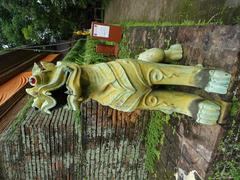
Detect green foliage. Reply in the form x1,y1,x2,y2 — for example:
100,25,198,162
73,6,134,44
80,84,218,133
50,0,90,10
145,111,170,173
210,96,240,179
0,0,99,47
1,19,25,45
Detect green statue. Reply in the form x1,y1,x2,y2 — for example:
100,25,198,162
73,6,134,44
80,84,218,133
26,44,231,125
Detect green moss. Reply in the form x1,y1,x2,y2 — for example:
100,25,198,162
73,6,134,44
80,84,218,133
210,96,240,179
230,96,240,117
145,111,170,173
118,28,131,58
74,110,81,125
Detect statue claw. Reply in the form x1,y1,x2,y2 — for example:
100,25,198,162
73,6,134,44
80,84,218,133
205,70,231,94
164,44,183,61
196,100,220,125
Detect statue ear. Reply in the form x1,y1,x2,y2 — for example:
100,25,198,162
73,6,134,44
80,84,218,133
40,61,56,70
32,63,41,75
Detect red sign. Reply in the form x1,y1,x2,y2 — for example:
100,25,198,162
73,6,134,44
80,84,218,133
91,22,123,43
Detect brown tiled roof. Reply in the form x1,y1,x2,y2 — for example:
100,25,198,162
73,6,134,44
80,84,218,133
0,52,62,131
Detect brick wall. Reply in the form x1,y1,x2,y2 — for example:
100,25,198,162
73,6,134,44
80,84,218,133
0,100,150,179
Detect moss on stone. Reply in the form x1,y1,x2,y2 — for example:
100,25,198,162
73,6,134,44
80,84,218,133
230,96,240,116
145,111,170,173
210,96,240,179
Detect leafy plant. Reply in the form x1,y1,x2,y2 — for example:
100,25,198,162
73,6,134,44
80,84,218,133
118,29,131,58
62,39,86,63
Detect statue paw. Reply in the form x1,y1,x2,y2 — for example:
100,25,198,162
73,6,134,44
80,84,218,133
205,70,231,94
164,44,183,61
196,100,220,125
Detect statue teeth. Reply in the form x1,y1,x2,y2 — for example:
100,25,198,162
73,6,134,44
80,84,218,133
65,90,71,95
45,92,52,96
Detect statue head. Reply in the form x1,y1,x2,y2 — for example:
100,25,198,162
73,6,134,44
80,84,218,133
26,61,82,114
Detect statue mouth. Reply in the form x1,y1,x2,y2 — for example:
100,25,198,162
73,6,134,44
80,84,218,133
26,74,71,113
51,85,69,109
27,76,79,114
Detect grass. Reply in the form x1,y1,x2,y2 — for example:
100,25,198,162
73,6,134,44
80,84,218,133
209,96,240,179
118,20,223,28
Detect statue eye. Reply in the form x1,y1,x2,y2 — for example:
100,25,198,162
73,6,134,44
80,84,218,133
29,76,37,86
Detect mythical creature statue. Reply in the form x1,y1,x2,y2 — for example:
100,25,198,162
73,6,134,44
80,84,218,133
26,44,231,125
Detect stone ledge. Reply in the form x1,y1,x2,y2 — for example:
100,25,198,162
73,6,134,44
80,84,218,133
125,25,240,178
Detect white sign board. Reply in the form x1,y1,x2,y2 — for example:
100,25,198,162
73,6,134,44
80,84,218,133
93,24,110,38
